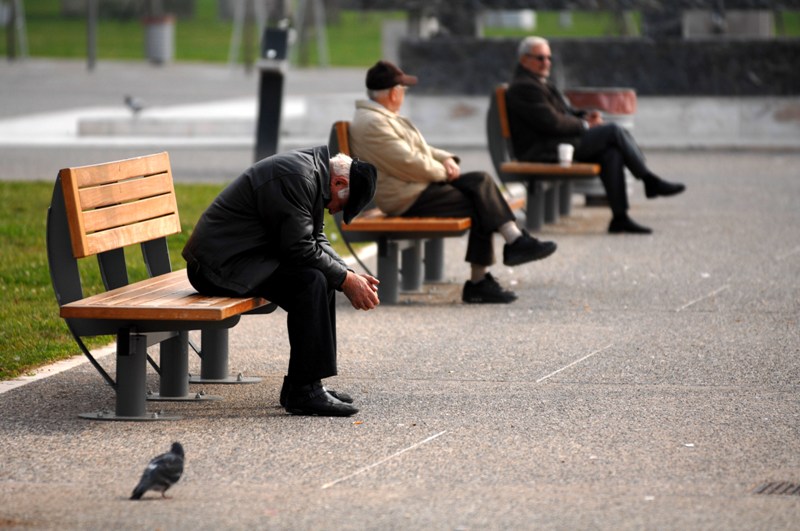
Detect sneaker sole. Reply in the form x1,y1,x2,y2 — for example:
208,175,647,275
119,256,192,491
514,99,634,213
503,243,557,266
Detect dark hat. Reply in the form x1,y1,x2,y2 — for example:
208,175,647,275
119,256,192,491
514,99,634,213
343,159,377,224
366,60,418,91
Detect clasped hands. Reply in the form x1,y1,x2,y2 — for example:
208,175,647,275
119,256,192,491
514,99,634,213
342,270,380,310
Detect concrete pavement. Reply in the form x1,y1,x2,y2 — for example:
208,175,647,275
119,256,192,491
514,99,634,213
1,59,799,529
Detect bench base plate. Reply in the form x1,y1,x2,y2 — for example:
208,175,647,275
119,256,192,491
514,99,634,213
189,374,262,384
78,410,181,421
145,391,223,402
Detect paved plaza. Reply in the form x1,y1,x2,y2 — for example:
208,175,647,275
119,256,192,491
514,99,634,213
0,59,798,529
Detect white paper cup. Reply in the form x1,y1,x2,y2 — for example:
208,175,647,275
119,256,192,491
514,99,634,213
558,143,574,166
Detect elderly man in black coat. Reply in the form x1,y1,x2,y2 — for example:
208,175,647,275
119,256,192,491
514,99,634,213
506,36,685,234
183,146,378,416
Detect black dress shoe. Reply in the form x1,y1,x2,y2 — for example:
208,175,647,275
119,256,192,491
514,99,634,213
503,230,557,266
285,381,359,417
280,376,353,407
462,273,517,304
644,176,686,198
608,216,653,234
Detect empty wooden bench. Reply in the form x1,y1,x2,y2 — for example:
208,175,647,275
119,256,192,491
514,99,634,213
47,152,276,420
329,121,524,304
487,84,602,231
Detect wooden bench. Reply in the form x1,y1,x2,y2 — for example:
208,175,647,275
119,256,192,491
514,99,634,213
47,152,276,420
328,121,524,304
487,84,602,231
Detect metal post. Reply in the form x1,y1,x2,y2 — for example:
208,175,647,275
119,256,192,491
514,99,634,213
87,0,97,71
377,239,399,305
189,329,261,384
424,239,445,282
115,332,148,418
400,241,423,292
157,331,189,398
254,27,288,161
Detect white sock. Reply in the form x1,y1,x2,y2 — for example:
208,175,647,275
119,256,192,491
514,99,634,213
499,221,523,244
470,265,489,283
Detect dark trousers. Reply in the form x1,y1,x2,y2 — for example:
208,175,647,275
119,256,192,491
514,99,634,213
188,264,337,384
401,171,516,266
574,123,653,217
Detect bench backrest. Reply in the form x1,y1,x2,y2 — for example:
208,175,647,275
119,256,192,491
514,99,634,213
486,84,518,183
47,152,181,311
329,120,351,157
59,152,181,259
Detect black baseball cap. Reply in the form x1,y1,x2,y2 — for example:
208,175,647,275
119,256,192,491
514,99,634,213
343,159,377,224
366,60,418,91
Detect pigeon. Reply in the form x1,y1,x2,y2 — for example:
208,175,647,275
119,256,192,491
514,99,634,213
124,94,146,116
130,442,184,500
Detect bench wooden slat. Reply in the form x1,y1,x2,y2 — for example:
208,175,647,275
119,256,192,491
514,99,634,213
78,172,173,210
83,215,182,257
60,270,268,322
66,152,173,188
501,161,600,176
82,193,178,233
342,215,471,233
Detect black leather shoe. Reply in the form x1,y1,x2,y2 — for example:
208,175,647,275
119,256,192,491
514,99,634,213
644,176,685,198
608,216,653,234
462,273,518,304
503,230,557,266
280,376,353,407
285,381,359,417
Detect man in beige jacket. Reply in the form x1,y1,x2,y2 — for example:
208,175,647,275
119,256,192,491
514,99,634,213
349,60,557,304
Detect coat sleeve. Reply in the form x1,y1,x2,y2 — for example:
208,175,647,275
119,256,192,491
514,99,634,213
353,115,451,184
259,176,348,289
507,82,585,137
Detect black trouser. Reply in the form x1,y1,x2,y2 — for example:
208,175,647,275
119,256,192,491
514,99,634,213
574,123,653,217
401,171,516,267
188,263,337,384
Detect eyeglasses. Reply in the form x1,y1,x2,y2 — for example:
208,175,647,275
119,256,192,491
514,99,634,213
526,53,552,62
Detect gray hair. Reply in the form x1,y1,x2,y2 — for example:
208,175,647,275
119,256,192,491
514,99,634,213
367,87,392,101
330,152,353,179
517,36,549,60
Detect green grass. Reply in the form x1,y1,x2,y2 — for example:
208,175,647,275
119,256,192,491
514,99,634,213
0,180,351,381
8,3,797,65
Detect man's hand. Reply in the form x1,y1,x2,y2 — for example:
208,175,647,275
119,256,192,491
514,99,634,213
586,110,603,127
341,271,380,310
443,157,461,181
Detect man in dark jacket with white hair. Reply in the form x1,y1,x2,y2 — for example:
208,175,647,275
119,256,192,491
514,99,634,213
507,36,685,234
183,146,378,416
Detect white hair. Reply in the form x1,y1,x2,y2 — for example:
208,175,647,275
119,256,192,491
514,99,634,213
517,36,549,60
330,152,353,180
367,87,392,101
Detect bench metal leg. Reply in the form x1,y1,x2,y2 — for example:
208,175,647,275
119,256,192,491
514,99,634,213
189,329,262,384
544,183,559,224
525,181,545,232
151,331,222,401
79,330,179,421
401,241,423,292
424,238,445,283
559,182,573,216
377,239,400,304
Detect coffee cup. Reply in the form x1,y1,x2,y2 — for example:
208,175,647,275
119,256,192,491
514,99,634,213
558,143,574,166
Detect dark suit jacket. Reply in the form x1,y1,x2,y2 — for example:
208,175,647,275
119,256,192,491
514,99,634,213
506,64,587,162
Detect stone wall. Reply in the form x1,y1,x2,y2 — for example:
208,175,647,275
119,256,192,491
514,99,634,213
399,37,800,96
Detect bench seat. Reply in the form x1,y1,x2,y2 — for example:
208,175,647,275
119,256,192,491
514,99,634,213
60,269,268,322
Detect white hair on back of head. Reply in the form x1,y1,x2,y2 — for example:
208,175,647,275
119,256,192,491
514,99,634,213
367,88,392,101
330,152,353,179
518,36,549,60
